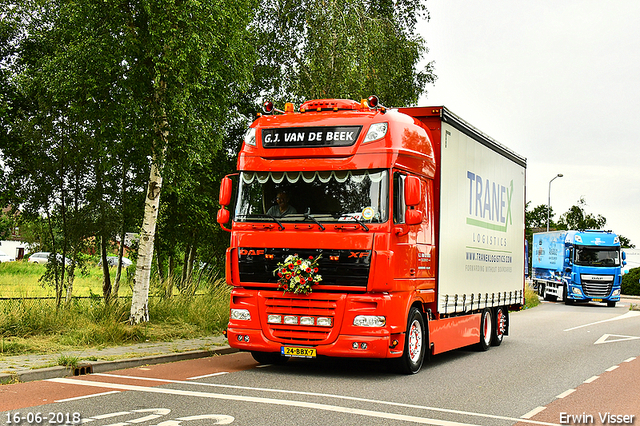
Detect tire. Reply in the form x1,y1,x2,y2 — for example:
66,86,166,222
543,287,557,302
476,308,492,351
251,351,289,365
563,285,574,305
393,307,426,374
491,307,507,347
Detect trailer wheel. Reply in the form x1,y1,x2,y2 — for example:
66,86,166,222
251,351,289,365
491,307,507,347
394,307,426,374
543,287,556,302
477,308,492,351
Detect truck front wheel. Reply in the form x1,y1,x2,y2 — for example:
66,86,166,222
393,307,426,374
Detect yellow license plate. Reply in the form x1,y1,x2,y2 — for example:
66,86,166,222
281,346,316,358
592,299,602,302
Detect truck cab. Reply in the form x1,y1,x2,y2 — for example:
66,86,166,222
533,230,625,307
218,98,526,373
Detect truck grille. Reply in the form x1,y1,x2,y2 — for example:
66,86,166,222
238,247,370,291
581,275,614,298
261,293,344,345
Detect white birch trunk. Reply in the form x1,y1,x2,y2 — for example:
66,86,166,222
130,81,169,325
129,156,164,324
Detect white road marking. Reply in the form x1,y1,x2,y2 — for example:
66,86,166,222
187,372,229,380
594,334,640,344
624,357,637,362
583,376,599,384
605,365,619,372
48,377,561,426
555,389,575,399
564,311,640,331
56,390,120,403
521,406,547,419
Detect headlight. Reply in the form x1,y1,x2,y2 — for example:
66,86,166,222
300,316,315,326
363,122,388,144
613,289,621,296
244,128,256,147
316,317,332,327
230,309,251,321
284,315,298,325
353,315,386,327
267,314,282,324
571,287,583,295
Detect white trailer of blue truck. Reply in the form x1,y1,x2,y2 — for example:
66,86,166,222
532,230,626,307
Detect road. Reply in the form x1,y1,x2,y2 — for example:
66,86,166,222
1,300,639,426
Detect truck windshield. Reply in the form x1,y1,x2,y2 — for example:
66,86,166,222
574,246,620,267
234,169,389,223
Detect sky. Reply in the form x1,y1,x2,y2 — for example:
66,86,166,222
416,0,640,247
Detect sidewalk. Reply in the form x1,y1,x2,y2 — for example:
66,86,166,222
0,334,236,384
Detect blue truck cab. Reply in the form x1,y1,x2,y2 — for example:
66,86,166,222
532,230,626,307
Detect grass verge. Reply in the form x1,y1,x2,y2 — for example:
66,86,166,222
0,275,230,357
524,282,540,310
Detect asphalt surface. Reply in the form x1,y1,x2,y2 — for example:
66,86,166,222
1,295,639,425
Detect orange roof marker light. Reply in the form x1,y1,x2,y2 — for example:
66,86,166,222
284,102,295,113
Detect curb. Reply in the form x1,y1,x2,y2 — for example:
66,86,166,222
0,345,238,385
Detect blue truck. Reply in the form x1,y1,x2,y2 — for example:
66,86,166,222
532,230,626,307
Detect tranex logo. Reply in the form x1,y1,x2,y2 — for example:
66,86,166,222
466,171,513,232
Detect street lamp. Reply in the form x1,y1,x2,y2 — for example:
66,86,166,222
547,173,563,231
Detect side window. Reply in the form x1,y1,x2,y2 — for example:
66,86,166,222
393,172,406,224
418,179,433,244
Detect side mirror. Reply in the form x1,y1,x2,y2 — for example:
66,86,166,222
622,251,627,261
405,209,423,226
404,176,422,207
217,208,230,225
219,177,233,207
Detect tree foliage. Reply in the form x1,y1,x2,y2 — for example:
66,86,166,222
1,0,256,315
252,0,435,106
557,197,606,231
1,0,435,321
621,267,640,296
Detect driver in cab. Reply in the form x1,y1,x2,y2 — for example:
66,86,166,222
267,191,297,217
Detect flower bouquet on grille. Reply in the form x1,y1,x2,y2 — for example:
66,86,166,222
274,254,323,295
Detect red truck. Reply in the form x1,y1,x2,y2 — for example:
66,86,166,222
217,97,526,373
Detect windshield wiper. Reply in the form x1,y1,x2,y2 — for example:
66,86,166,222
304,211,325,231
264,214,285,231
340,214,369,232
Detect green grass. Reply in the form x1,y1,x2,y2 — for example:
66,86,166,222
524,282,540,310
1,260,540,358
0,262,231,357
0,261,133,298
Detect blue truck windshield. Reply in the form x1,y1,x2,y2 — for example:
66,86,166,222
574,246,620,267
234,169,389,223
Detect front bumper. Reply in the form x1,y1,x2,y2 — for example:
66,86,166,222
227,326,402,359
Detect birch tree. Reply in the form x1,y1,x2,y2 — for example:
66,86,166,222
2,0,255,320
